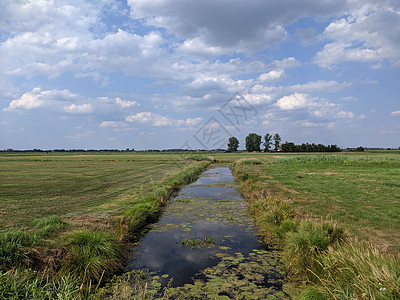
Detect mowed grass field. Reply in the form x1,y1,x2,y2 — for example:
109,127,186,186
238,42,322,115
2,150,399,249
215,151,400,250
0,152,204,230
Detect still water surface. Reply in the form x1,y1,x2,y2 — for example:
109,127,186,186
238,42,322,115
125,167,287,298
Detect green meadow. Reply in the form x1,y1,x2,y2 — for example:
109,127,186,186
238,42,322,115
215,151,400,250
0,152,206,230
1,150,400,298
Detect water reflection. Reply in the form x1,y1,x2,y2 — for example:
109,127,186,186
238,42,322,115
125,167,286,296
189,167,235,186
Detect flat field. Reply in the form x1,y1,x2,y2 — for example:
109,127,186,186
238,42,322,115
215,151,400,250
2,151,400,250
0,152,203,230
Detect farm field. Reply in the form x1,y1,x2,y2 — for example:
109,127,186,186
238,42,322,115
0,152,207,230
215,151,400,250
1,150,399,247
1,150,400,298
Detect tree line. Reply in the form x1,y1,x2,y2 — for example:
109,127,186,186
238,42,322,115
227,133,341,153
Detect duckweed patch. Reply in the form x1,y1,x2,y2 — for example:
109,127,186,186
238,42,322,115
169,251,288,299
124,167,287,296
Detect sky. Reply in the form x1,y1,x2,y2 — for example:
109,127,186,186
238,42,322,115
0,0,399,150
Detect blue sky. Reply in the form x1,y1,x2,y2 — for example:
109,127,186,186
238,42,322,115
0,0,399,150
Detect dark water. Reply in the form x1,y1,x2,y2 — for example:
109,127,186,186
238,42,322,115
124,167,287,298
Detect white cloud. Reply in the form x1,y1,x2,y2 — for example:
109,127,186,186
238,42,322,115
258,70,285,82
289,80,352,93
128,0,351,53
337,110,355,119
341,96,358,101
316,5,400,67
4,88,80,111
391,110,400,116
276,93,310,110
100,121,121,128
64,104,93,114
176,117,203,127
175,37,224,59
126,112,203,128
4,87,44,111
4,88,140,121
115,97,138,108
302,121,336,129
126,112,173,126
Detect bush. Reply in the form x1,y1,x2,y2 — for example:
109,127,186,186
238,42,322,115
61,230,125,284
0,229,35,270
283,221,345,278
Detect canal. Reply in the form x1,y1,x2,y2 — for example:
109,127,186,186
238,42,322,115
124,166,288,299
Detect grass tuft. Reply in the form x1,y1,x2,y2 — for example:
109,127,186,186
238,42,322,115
0,229,35,270
283,221,345,279
307,241,400,299
31,215,67,237
0,269,80,299
61,229,125,284
248,192,295,226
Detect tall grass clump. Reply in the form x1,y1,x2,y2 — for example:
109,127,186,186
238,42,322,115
244,191,296,244
0,229,36,270
123,200,160,234
61,230,125,284
283,221,345,279
0,269,80,299
300,241,400,299
31,215,67,237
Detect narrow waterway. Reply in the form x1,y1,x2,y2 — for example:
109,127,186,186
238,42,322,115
125,167,288,299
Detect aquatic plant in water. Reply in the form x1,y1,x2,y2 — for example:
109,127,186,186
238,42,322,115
180,236,216,248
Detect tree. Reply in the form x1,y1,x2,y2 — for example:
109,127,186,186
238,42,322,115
227,137,239,152
245,133,262,152
273,133,281,151
263,133,272,152
356,146,365,152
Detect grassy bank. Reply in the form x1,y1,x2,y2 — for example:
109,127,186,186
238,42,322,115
0,152,210,298
230,152,400,298
215,151,400,249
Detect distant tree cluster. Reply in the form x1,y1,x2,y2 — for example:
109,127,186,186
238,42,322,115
227,137,239,152
246,133,262,152
281,142,341,152
227,132,340,153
